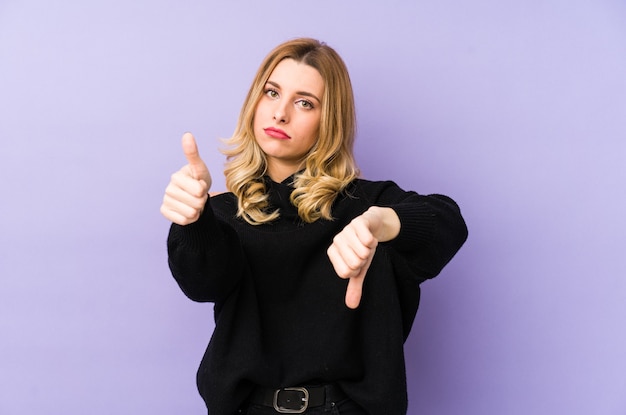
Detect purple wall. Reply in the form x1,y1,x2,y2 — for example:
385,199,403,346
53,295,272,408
1,1,625,414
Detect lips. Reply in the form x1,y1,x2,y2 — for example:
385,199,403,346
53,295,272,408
264,127,291,140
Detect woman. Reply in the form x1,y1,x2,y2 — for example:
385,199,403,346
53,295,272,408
161,38,468,415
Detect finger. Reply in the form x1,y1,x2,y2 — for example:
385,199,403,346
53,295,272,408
181,132,209,180
327,244,350,279
327,241,371,284
338,245,368,277
327,239,359,279
336,218,377,259
162,181,202,211
160,199,199,225
351,216,378,249
171,169,209,198
162,174,208,222
345,249,375,309
329,226,375,275
345,271,365,309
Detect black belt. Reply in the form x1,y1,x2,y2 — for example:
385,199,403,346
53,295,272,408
250,384,347,414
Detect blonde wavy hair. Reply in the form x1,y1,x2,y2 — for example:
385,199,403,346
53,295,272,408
222,38,359,225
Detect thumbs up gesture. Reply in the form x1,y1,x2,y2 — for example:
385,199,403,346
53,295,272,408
160,133,212,225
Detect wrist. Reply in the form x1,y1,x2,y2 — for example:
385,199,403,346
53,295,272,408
367,206,401,242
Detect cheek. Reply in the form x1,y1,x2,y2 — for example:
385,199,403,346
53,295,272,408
254,99,269,119
306,116,321,140
252,106,265,134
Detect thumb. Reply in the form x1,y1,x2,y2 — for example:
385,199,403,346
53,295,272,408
181,132,209,181
345,273,365,309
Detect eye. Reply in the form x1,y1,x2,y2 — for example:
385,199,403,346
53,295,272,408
265,89,279,99
297,99,314,109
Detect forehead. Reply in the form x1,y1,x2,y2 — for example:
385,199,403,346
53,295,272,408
268,58,324,96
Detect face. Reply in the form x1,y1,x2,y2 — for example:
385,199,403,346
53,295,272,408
253,58,324,182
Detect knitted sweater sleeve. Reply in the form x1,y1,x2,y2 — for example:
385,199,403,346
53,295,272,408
363,181,468,283
166,198,245,303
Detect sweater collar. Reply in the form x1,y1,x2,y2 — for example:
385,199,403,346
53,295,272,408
263,170,301,187
262,173,300,216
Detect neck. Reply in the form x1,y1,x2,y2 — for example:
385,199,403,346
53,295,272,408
266,162,302,183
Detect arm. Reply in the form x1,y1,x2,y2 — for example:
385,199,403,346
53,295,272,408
161,133,244,302
327,183,468,309
388,193,468,278
167,200,245,302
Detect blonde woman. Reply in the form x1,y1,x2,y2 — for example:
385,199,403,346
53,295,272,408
161,38,467,415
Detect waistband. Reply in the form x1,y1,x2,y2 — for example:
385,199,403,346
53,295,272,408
249,384,347,413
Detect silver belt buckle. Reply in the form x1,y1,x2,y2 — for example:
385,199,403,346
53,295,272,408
273,387,309,414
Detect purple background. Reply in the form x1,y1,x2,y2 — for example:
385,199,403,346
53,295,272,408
1,1,625,414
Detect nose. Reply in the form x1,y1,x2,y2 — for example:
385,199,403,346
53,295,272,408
273,102,289,123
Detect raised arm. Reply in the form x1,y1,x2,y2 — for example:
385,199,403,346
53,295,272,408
162,134,244,302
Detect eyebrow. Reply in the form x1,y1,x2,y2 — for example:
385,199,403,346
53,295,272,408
266,80,321,104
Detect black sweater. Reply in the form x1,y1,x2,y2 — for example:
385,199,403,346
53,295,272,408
167,176,468,415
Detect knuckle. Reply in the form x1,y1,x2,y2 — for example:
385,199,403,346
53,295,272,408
336,265,351,279
346,257,363,270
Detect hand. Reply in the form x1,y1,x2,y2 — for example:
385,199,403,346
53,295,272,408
327,207,401,309
160,132,212,225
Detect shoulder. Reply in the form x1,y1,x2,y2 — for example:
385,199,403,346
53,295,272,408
209,191,236,202
346,178,416,205
208,192,238,218
351,178,403,191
